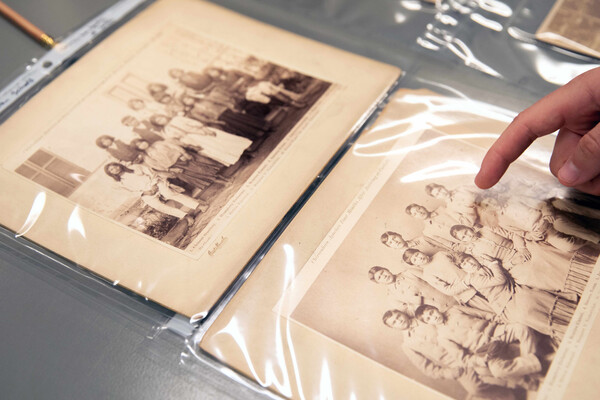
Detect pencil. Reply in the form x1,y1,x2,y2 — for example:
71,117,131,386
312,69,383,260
0,1,55,48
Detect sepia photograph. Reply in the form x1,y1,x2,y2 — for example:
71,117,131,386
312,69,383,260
537,0,600,58
0,0,400,317
8,26,331,255
278,130,600,400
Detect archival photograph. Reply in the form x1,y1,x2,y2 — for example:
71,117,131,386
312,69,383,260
7,26,331,254
279,130,600,400
537,0,600,58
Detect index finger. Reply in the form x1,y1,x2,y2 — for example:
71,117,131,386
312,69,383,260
475,67,600,189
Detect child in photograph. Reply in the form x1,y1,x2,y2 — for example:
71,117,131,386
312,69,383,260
132,138,231,190
121,115,164,144
456,253,577,342
402,249,494,315
104,162,201,219
380,230,451,256
405,203,468,243
382,310,517,398
368,266,457,312
149,114,252,167
96,135,143,164
424,183,480,227
477,196,599,251
450,224,591,299
414,304,542,386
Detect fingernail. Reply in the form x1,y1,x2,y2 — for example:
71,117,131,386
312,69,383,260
558,160,580,184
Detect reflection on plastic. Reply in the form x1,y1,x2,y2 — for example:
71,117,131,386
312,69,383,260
354,93,511,157
394,12,407,24
446,0,512,18
67,206,86,238
422,26,502,77
507,27,598,85
476,0,512,17
15,191,46,237
532,53,597,86
400,0,423,11
216,316,293,397
190,311,208,323
211,243,303,397
400,160,480,182
506,26,536,43
360,133,500,159
279,244,305,398
435,13,458,26
319,358,333,399
69,172,87,183
470,13,502,32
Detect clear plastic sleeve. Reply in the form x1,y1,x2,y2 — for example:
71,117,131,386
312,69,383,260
194,87,600,400
0,0,399,338
210,0,600,100
415,0,599,94
1,0,600,399
0,0,154,122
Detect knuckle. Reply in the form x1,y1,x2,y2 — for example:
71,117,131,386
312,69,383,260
511,113,538,144
577,132,600,159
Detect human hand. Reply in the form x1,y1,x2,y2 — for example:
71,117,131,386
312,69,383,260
515,248,531,262
476,67,600,195
443,367,464,379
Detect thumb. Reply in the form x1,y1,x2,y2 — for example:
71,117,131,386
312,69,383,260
557,123,600,187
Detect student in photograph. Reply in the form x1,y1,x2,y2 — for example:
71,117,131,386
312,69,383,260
121,115,164,144
104,162,202,219
414,304,542,387
169,68,216,92
477,196,600,251
127,98,166,119
149,114,252,167
95,135,142,164
132,138,231,190
456,253,577,342
405,203,467,244
147,82,172,103
368,266,457,312
380,230,451,256
204,66,254,92
245,80,306,108
402,249,495,315
383,310,518,399
424,183,480,227
450,224,591,299
187,96,267,140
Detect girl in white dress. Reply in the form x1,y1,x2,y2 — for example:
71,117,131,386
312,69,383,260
104,162,199,219
150,114,252,167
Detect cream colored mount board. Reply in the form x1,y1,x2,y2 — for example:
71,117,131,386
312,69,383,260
0,0,400,318
536,0,600,59
199,89,600,400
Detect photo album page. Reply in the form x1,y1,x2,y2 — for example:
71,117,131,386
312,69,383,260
0,0,400,318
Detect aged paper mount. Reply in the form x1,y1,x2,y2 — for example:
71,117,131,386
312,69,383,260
0,0,400,317
536,0,600,59
199,89,600,400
